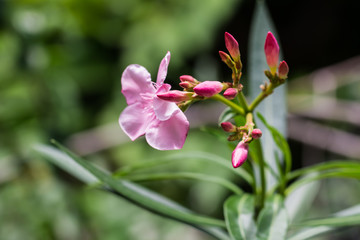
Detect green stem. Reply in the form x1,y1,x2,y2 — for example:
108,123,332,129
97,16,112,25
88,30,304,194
248,83,274,111
252,138,266,217
238,91,249,112
210,94,245,115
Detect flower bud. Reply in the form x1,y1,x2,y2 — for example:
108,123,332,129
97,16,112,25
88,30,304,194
157,90,192,102
219,51,235,69
225,32,240,62
193,81,224,97
232,141,249,168
264,31,279,74
278,61,289,79
223,88,238,100
251,128,262,139
221,122,236,132
180,75,198,84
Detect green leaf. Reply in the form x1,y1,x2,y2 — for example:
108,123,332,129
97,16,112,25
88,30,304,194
115,151,254,186
219,107,236,125
257,112,291,174
256,194,288,240
125,172,243,195
248,0,287,190
289,204,360,240
224,194,257,240
286,169,360,195
287,161,360,181
34,143,231,240
284,173,320,224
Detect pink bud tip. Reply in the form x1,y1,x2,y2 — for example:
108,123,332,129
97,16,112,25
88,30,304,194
251,129,262,139
278,61,289,79
223,88,238,100
219,51,231,63
157,90,192,102
221,122,236,132
225,32,240,61
179,75,198,84
232,141,249,168
264,31,279,73
193,81,224,97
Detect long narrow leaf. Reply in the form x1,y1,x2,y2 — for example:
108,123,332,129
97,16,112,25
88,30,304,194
289,204,360,240
34,143,231,240
256,194,288,240
257,112,291,174
286,170,360,195
224,194,257,240
125,172,243,195
248,0,287,190
115,151,254,186
287,161,360,181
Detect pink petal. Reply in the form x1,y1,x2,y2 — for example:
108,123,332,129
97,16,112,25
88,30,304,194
121,64,155,105
145,111,189,150
119,103,154,141
153,84,179,121
156,51,171,86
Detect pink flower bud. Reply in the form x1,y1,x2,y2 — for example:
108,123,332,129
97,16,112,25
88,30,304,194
278,60,289,79
179,82,192,89
225,32,240,62
179,75,198,84
251,128,262,139
221,122,236,132
157,90,192,102
232,141,249,168
193,81,224,97
223,88,238,100
264,31,279,74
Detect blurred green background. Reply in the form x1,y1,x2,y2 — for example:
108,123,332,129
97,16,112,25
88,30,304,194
1,0,360,239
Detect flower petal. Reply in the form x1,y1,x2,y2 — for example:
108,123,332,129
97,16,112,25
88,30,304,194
145,111,189,150
156,51,171,86
153,84,179,121
121,64,155,105
119,103,154,141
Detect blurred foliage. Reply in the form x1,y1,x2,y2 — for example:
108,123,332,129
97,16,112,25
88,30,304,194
0,0,242,239
1,0,360,239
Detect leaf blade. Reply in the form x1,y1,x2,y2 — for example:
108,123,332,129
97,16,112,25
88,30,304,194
224,194,257,240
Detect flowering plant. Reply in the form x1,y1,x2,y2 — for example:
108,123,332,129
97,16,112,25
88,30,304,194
36,1,360,239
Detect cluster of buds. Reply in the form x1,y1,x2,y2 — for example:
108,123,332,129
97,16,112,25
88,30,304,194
155,31,288,169
264,32,289,86
218,32,245,100
221,121,262,168
157,76,232,106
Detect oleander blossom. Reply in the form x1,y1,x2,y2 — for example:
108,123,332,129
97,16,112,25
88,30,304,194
119,51,189,150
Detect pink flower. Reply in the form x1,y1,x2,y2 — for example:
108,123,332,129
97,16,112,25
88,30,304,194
232,141,249,168
119,52,189,150
264,31,280,74
193,81,224,97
